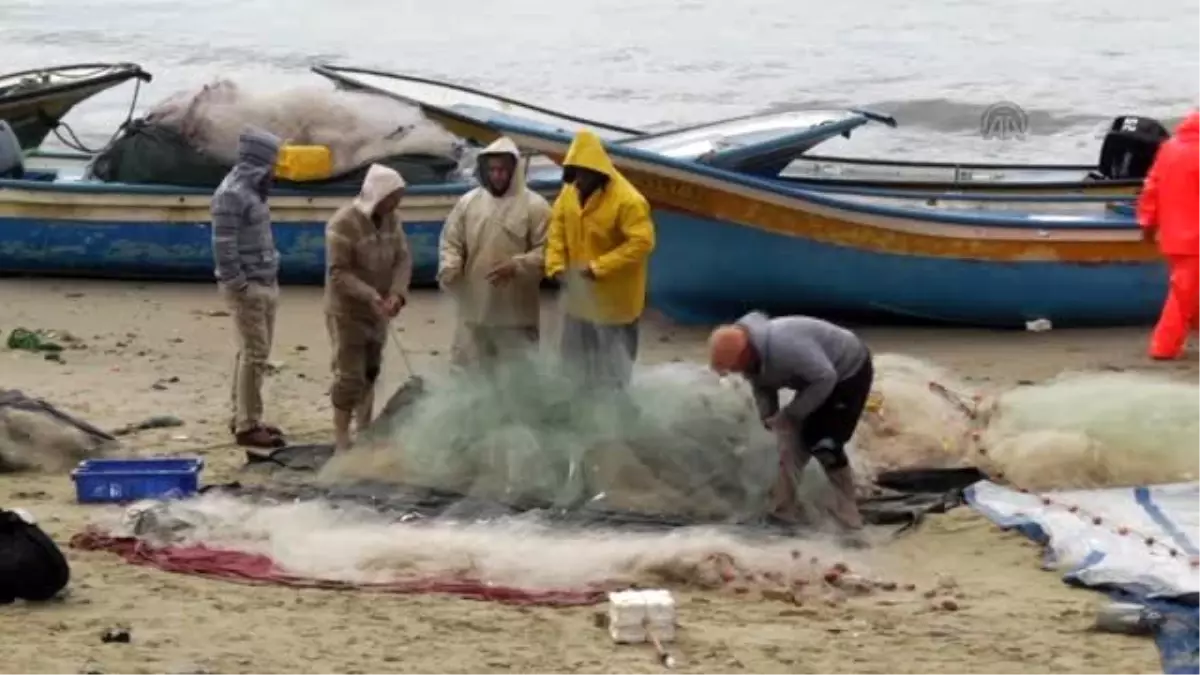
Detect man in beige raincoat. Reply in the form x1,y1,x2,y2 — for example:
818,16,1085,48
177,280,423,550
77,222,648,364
438,137,551,370
324,164,412,451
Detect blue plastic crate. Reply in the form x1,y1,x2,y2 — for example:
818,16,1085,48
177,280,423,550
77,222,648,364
71,457,204,504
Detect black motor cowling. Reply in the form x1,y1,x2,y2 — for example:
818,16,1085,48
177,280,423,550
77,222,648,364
1095,115,1171,180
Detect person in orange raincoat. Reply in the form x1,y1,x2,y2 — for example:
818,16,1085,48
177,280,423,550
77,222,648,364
1136,110,1199,360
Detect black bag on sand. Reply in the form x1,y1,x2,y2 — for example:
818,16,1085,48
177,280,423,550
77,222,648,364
0,508,70,604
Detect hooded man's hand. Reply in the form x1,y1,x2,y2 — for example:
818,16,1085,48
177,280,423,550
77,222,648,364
383,294,405,317
372,295,390,318
486,259,518,286
437,267,461,289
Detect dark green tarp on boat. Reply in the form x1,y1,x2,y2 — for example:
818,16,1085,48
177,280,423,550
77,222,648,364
87,120,461,190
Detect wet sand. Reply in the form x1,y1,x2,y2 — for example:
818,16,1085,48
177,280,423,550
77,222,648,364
2,278,1190,674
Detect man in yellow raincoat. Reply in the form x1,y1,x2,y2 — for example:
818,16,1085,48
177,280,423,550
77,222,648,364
544,130,656,388
324,164,412,451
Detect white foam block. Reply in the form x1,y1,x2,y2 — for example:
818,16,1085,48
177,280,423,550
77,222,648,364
607,589,677,644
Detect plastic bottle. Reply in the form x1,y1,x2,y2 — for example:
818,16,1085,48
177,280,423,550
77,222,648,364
1093,602,1165,635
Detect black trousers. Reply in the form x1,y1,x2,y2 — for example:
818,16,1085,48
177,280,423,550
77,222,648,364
791,351,874,469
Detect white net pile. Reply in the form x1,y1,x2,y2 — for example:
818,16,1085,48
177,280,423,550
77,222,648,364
854,356,1199,491
108,493,871,592
143,79,468,175
978,371,1199,491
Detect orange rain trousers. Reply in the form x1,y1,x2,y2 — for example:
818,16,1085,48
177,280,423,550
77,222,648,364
1150,255,1199,360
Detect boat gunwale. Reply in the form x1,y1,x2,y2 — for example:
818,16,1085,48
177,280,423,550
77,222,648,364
313,64,888,158
23,159,1134,200
0,174,472,200
314,63,1135,183
312,64,642,137
777,175,1140,193
1,166,1135,205
308,67,1130,196
793,153,1103,172
485,117,1144,233
0,63,151,107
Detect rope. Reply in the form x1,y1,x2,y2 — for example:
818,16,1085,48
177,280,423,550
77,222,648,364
389,328,418,380
1003,487,1200,567
119,423,336,460
911,381,1199,566
49,77,143,155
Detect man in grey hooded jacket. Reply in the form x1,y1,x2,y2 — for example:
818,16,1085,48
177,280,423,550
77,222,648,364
708,311,874,529
211,126,285,449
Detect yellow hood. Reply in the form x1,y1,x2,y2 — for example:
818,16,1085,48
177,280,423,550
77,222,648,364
543,129,655,325
563,130,618,178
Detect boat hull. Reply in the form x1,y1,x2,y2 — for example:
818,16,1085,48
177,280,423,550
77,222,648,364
0,182,457,284
651,210,1165,327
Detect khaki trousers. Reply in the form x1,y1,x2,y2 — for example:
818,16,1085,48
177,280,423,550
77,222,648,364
222,282,278,433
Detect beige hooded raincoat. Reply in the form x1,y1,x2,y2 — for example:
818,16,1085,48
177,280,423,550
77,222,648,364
437,137,551,366
324,163,412,410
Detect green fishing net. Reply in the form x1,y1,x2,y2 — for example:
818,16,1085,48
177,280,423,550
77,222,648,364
325,353,786,522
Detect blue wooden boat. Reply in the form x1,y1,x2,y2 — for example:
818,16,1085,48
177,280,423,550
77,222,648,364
0,155,458,285
0,103,902,286
454,115,1165,328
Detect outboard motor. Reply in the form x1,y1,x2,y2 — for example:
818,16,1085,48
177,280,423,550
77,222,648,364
0,120,23,179
1094,115,1170,180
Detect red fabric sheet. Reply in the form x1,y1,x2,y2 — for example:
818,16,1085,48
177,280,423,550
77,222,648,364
69,529,605,607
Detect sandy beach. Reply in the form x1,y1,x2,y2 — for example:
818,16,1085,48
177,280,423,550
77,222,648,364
1,277,1192,674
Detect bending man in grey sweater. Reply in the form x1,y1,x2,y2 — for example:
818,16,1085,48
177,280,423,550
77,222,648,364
709,311,873,529
211,127,286,449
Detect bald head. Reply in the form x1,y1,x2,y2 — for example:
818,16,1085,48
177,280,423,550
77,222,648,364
708,324,754,375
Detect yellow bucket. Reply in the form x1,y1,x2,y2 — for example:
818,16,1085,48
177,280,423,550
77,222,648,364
274,145,333,182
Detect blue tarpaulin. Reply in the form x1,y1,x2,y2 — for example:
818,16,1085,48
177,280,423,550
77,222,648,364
967,481,1199,674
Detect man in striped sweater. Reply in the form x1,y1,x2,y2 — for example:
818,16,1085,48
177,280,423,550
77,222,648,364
211,127,286,449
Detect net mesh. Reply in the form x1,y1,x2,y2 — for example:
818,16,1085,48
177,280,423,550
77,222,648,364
320,352,798,523
142,78,470,175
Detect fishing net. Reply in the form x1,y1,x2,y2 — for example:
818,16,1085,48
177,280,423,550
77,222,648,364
317,353,840,524
850,357,1200,492
851,353,981,480
82,490,887,604
977,371,1200,491
78,353,965,604
142,78,467,174
0,390,116,472
89,79,475,188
